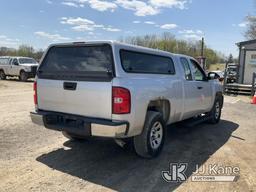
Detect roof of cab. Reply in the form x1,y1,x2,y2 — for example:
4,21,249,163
49,40,183,57
0,56,34,59
48,40,195,60
15,57,34,59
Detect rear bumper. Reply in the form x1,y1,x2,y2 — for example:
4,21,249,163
30,111,129,138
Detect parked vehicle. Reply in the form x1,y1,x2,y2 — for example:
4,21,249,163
226,63,238,83
30,41,223,158
0,56,39,81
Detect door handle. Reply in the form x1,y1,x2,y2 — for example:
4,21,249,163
63,82,77,90
197,86,203,90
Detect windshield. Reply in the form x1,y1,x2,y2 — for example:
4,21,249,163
19,58,37,64
229,68,236,72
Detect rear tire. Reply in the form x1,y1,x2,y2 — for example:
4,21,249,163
0,70,6,80
19,71,28,82
62,131,88,141
207,97,222,124
133,111,165,158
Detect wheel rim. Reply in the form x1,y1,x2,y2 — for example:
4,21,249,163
215,101,220,119
20,72,26,80
150,121,163,149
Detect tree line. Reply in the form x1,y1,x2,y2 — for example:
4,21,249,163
120,33,225,68
1,34,226,68
0,45,44,62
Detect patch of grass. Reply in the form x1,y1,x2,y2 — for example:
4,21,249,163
208,63,226,71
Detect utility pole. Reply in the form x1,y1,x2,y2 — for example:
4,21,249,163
198,37,206,70
201,37,204,58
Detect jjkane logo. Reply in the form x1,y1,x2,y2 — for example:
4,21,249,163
162,163,187,182
162,163,240,182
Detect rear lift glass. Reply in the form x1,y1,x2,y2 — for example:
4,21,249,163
38,44,114,81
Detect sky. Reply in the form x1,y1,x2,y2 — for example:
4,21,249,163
0,0,254,57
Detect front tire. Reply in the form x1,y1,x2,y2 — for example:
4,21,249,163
133,111,165,158
0,70,6,80
19,71,28,82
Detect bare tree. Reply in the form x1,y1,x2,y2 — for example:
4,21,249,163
227,53,234,63
245,15,256,40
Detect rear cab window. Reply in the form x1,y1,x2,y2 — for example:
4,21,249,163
120,50,175,74
38,43,114,81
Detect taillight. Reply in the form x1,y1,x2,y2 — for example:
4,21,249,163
33,81,38,106
112,87,131,114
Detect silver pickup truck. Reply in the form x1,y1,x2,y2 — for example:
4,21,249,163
0,56,39,81
30,41,223,158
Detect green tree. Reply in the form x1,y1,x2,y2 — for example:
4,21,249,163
120,33,224,67
17,45,34,57
0,45,44,61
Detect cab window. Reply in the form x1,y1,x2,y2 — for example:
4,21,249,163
190,59,206,81
120,50,175,75
180,57,192,80
12,58,18,65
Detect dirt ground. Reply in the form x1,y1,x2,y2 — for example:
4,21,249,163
0,80,255,192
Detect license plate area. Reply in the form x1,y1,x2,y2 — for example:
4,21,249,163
46,114,85,128
44,113,91,137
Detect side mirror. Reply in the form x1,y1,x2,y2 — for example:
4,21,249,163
218,78,224,82
208,72,224,82
208,72,216,80
13,61,19,65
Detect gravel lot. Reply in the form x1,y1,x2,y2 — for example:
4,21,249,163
0,80,255,192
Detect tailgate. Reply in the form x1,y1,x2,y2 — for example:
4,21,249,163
36,43,114,119
37,79,112,119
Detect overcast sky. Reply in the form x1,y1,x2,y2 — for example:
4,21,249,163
0,0,254,57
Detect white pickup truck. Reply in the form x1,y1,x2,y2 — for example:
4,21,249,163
0,56,39,81
30,41,223,158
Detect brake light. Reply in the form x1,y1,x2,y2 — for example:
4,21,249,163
112,87,131,114
33,81,38,106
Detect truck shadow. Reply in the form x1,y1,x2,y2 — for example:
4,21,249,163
36,120,239,192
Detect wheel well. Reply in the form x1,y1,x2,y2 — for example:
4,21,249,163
147,99,170,123
19,69,25,75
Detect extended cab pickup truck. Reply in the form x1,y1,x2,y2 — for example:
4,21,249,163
0,56,39,81
30,41,223,158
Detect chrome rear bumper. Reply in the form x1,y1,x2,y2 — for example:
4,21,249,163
30,111,129,138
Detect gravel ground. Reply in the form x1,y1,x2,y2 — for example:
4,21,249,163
0,80,255,192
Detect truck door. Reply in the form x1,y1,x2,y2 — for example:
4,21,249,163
180,57,201,119
10,58,20,76
4,58,11,75
189,59,213,113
